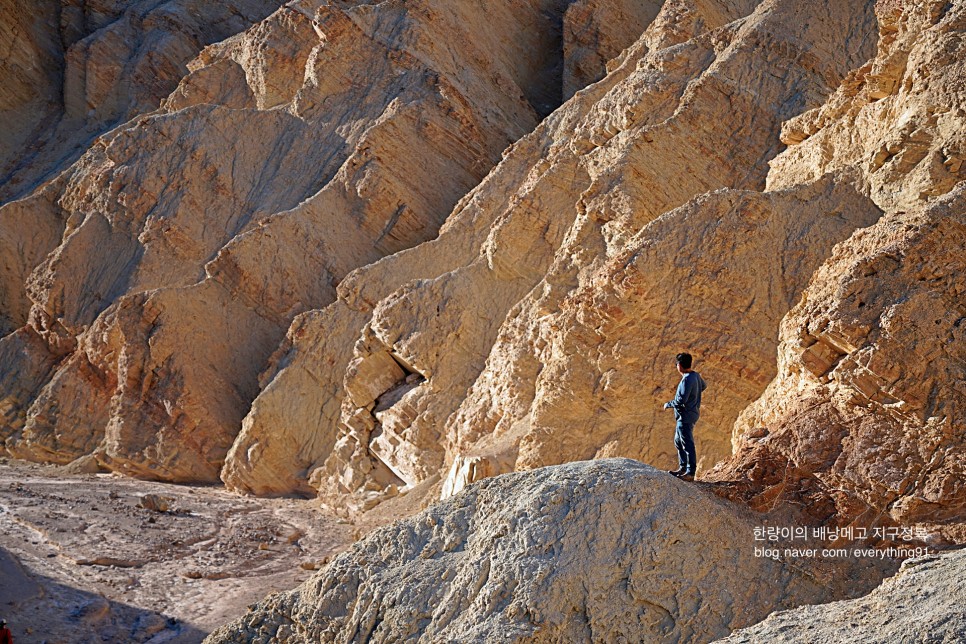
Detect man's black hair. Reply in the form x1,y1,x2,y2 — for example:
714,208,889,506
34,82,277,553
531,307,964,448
676,352,693,369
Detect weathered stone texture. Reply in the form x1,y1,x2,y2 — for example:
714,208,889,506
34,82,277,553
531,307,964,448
705,0,966,544
709,186,966,542
275,0,881,508
716,549,966,644
0,0,283,202
206,460,889,643
1,0,582,482
769,0,966,212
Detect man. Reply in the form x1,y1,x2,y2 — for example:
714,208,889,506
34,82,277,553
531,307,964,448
0,619,12,644
664,352,706,481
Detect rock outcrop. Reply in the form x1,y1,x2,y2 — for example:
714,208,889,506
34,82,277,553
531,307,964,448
561,0,662,99
768,0,966,212
0,0,580,481
0,0,283,339
708,0,966,544
716,548,966,643
0,0,283,203
206,459,889,643
228,0,881,503
3,0,964,640
710,185,966,542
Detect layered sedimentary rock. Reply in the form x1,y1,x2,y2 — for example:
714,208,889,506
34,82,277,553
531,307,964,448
561,0,662,99
768,0,966,212
717,549,966,643
0,0,577,481
0,0,284,202
206,460,889,643
228,0,881,502
708,0,966,543
0,0,283,338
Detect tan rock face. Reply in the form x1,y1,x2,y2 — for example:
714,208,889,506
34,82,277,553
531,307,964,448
768,0,966,211
561,0,662,99
206,460,890,643
0,0,283,203
706,0,966,543
1,0,580,481
0,0,282,336
0,0,63,193
220,0,683,497
252,0,879,505
709,186,966,540
491,180,881,478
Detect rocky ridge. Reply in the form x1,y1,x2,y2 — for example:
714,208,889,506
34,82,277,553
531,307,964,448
708,0,966,544
2,0,965,640
710,185,966,542
0,0,602,482
206,459,891,643
0,0,284,204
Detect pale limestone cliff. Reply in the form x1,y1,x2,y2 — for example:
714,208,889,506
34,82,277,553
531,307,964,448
0,0,283,203
0,0,282,337
205,460,890,643
768,0,965,212
231,0,881,505
561,0,662,99
0,0,577,481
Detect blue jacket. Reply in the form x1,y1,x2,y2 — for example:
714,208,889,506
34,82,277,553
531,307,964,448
665,371,706,425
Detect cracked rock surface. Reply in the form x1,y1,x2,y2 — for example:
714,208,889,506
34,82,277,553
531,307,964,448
207,459,890,643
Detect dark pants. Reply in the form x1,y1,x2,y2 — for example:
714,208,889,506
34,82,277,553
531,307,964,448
674,421,697,474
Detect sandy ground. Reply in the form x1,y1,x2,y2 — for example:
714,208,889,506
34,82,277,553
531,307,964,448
0,458,359,643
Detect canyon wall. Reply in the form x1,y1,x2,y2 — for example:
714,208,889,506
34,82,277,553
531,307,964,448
3,0,965,641
2,0,963,539
225,0,884,507
0,0,587,481
709,0,966,544
0,0,284,203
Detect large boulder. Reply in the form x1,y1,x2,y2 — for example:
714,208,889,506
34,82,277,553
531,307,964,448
206,459,888,643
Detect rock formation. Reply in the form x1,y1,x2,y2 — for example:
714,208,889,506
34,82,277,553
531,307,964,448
2,0,964,640
227,0,881,504
768,0,966,212
709,186,966,542
0,0,283,204
205,459,889,643
717,548,966,643
708,0,966,544
1,0,584,481
561,0,662,99
1,0,959,541
0,0,283,341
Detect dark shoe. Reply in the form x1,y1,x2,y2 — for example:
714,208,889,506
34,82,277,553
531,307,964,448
668,469,685,477
679,473,695,482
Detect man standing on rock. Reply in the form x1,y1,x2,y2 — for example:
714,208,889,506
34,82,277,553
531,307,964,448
0,619,12,644
664,352,706,481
